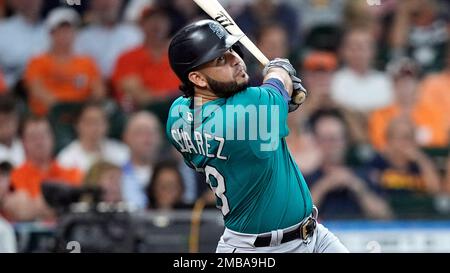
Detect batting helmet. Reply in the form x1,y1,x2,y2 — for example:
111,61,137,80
168,19,244,83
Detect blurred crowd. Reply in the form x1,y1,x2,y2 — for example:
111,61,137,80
0,0,450,252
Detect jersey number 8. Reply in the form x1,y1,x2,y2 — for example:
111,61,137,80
205,165,230,216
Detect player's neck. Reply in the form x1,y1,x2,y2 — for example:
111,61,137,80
193,89,219,104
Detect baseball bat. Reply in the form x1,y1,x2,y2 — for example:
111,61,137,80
192,0,306,104
193,0,269,66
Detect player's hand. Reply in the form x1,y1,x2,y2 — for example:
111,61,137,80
263,58,296,77
288,75,308,112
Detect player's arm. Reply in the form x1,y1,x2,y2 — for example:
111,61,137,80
263,67,293,97
262,58,307,112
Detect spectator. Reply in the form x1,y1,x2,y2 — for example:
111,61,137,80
156,0,204,35
0,94,24,167
342,0,393,69
0,0,49,89
146,160,187,210
84,161,123,204
299,51,340,115
234,0,300,49
414,44,450,147
75,0,143,78
300,51,368,145
122,111,162,209
286,112,322,177
0,161,17,253
4,117,82,221
112,5,180,112
257,23,290,61
286,0,345,32
343,0,378,30
331,27,393,113
24,7,105,117
390,0,449,73
305,110,392,220
368,117,441,195
0,69,6,93
287,51,340,175
169,146,206,205
57,102,129,173
287,51,370,175
247,23,290,86
369,57,447,150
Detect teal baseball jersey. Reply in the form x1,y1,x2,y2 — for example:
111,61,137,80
166,79,313,234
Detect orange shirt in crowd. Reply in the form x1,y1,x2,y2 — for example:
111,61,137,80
24,53,101,116
11,161,82,198
112,45,180,100
0,69,6,93
369,103,448,151
417,72,450,129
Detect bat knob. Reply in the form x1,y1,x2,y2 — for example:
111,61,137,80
293,91,307,105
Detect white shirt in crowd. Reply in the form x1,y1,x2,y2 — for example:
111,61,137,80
133,165,151,188
122,161,152,210
57,139,130,172
0,217,17,253
0,15,49,88
0,139,25,167
331,68,393,113
75,23,143,77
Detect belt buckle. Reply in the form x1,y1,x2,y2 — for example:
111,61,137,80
301,217,316,244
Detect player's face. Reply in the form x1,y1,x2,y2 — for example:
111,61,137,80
196,49,249,98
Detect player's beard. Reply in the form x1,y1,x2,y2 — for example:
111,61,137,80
205,75,249,98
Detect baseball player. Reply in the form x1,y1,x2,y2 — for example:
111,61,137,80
166,20,348,253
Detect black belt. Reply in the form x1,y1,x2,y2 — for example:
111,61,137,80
253,217,317,247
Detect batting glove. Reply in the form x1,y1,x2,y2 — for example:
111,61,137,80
288,75,308,112
263,58,297,77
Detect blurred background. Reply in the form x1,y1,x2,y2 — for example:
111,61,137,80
0,0,449,253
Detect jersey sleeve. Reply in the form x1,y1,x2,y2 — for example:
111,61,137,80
260,78,291,105
260,78,289,137
257,78,290,135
